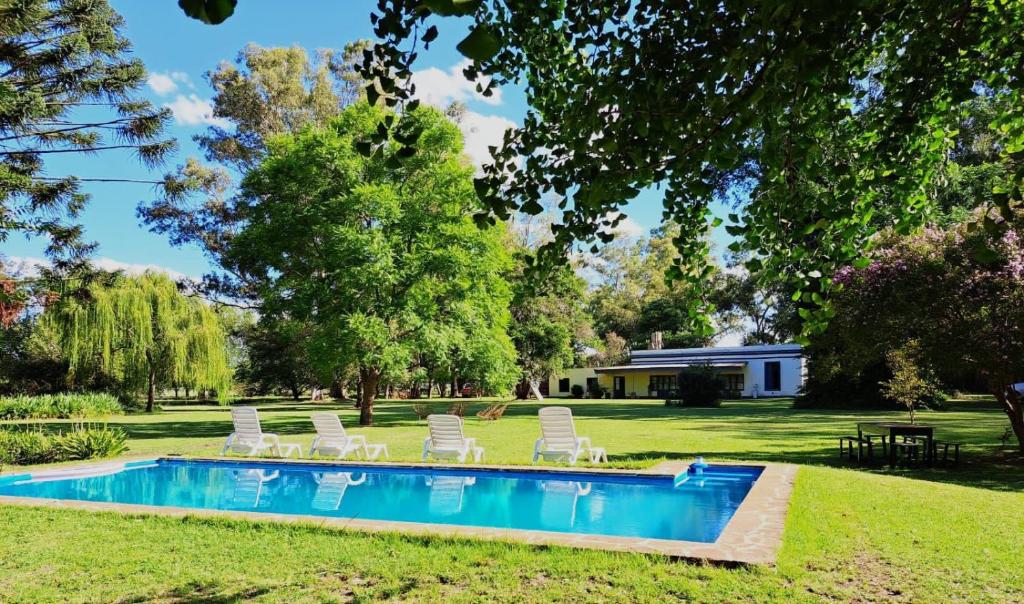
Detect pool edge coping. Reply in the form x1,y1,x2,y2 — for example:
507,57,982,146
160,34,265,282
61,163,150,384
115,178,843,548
0,457,797,566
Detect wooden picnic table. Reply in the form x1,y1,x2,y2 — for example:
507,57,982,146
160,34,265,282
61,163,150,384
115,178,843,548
857,421,935,467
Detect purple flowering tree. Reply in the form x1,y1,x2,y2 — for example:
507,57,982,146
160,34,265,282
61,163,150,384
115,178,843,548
827,225,1024,450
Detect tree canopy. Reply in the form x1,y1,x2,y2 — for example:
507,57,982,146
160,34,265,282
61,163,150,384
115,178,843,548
1,0,173,270
43,271,232,411
588,223,717,349
355,1,1024,340
217,102,518,423
806,223,1024,449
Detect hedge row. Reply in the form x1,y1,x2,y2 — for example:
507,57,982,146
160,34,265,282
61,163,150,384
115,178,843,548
0,393,123,420
0,426,128,465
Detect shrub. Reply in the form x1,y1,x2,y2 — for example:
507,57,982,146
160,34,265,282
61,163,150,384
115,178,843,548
411,402,432,420
0,425,128,465
880,341,948,422
447,401,467,417
570,384,585,398
671,370,724,407
53,426,128,460
0,430,56,465
586,381,603,399
0,393,123,420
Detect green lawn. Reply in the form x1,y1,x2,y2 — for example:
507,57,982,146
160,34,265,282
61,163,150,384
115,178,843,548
2,397,1023,602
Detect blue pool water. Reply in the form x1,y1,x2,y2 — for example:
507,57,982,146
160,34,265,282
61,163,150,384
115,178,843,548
0,459,762,542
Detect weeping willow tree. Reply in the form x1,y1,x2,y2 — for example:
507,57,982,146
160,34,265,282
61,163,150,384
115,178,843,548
45,272,232,411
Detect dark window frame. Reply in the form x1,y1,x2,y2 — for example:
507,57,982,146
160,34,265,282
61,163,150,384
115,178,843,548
723,373,744,393
764,361,781,391
648,375,676,393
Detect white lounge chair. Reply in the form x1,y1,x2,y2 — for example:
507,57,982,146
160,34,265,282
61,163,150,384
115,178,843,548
309,412,389,460
533,406,607,465
221,407,302,458
422,414,484,462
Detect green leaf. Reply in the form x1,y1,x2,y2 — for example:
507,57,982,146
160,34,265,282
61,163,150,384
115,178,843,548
456,25,502,61
178,0,236,24
421,0,480,16
355,141,373,157
366,85,380,107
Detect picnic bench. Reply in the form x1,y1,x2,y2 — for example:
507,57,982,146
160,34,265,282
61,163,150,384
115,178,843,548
857,422,935,468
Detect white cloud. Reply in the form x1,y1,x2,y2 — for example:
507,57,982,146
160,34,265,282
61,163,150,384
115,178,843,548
164,94,230,128
92,258,190,281
147,71,192,96
602,211,644,239
408,60,514,169
3,256,47,278
715,330,745,347
458,111,516,169
410,59,503,107
4,256,192,282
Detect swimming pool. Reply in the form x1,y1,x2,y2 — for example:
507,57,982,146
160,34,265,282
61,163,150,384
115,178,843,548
0,458,762,543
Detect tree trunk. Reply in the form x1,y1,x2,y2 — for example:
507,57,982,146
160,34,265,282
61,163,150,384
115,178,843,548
995,386,1024,452
359,368,380,426
173,386,179,399
184,386,190,399
290,383,300,401
426,377,433,399
451,376,458,398
146,354,156,413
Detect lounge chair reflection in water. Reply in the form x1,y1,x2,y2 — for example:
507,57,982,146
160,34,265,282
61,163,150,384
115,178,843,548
311,471,366,511
540,480,592,529
226,468,280,510
425,474,477,516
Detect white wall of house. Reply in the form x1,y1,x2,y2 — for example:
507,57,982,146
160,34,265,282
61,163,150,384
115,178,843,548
741,357,803,397
547,367,598,397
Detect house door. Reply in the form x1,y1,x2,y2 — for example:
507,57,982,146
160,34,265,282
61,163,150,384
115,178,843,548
613,376,626,399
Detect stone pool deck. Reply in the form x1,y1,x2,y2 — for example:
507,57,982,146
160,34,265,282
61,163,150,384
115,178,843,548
0,457,797,566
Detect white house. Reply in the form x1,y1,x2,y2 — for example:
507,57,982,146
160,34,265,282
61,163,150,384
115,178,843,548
547,344,805,398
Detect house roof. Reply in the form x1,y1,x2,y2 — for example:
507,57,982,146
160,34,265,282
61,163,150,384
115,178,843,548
630,343,802,359
591,344,803,373
593,361,746,373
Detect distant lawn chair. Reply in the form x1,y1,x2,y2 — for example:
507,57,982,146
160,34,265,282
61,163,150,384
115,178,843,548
221,407,302,458
309,412,388,460
533,406,607,465
422,414,484,462
476,403,508,421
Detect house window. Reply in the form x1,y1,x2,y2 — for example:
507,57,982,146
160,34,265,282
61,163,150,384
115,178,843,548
649,375,676,394
586,377,599,395
723,374,744,394
764,361,781,391
558,378,570,392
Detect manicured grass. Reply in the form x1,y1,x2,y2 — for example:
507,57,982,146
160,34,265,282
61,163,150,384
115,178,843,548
1,397,1022,602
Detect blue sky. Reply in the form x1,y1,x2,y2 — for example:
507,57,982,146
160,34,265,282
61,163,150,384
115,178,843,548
4,1,730,279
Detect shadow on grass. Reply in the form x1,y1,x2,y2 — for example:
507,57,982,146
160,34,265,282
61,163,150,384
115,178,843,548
136,581,274,604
